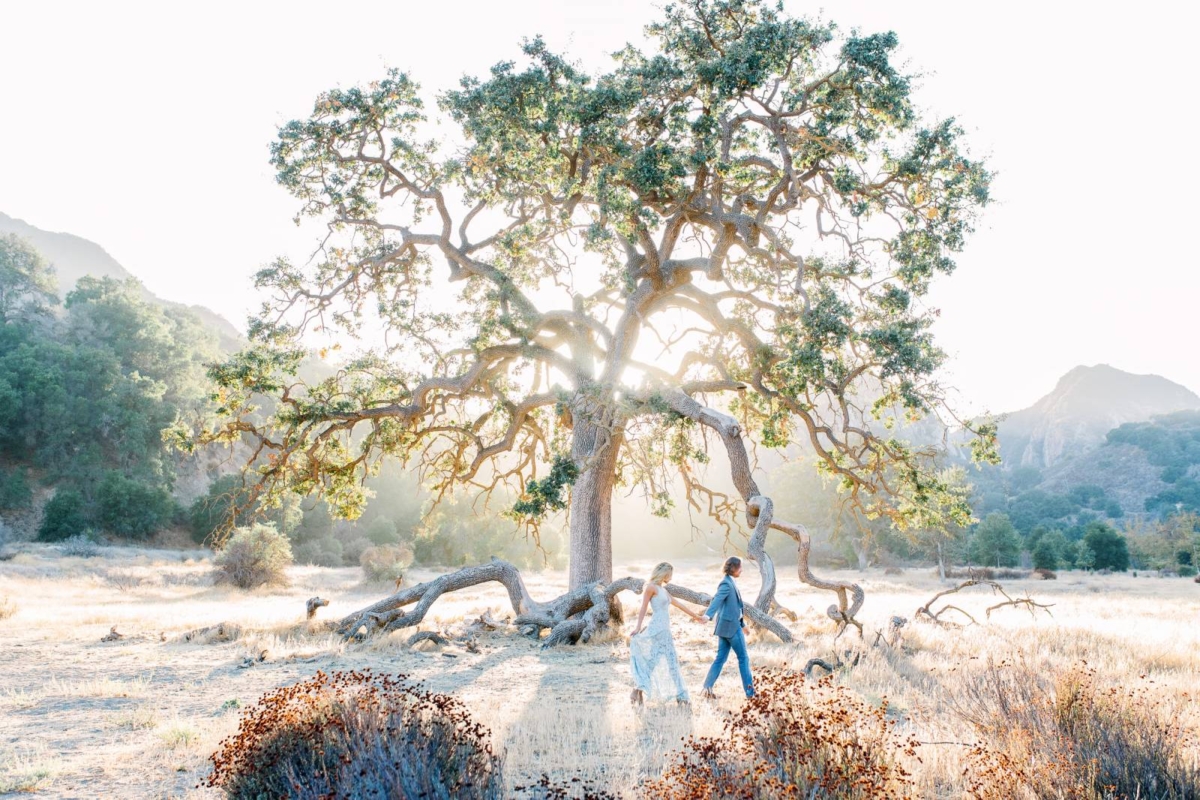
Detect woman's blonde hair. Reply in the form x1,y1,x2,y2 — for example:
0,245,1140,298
649,562,674,586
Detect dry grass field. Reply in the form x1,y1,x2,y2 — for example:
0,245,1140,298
2,544,1198,798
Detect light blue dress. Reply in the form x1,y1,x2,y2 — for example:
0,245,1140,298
629,586,689,703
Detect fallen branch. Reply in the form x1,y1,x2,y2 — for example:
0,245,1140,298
916,579,1053,626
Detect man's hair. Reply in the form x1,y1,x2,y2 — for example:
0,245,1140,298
723,556,742,576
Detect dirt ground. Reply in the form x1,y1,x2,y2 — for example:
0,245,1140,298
2,545,1199,798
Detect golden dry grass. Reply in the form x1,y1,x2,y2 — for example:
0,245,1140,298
1,546,1198,797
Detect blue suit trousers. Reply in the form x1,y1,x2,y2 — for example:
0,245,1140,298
703,626,754,697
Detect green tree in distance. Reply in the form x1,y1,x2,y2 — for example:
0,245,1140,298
969,512,1021,568
190,0,996,639
0,234,58,325
1083,521,1130,571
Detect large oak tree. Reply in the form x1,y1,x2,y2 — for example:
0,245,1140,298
194,0,996,640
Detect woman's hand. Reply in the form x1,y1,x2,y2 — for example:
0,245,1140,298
631,626,643,637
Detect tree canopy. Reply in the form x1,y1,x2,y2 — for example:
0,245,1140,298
0,234,57,325
195,0,996,590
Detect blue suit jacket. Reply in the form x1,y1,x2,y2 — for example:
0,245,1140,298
705,575,745,638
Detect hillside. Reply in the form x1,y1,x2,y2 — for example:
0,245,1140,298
999,364,1200,469
0,211,243,350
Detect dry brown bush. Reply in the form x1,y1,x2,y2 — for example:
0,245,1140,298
642,669,917,800
0,595,15,620
1032,568,1057,580
955,659,1200,799
206,670,503,799
212,524,291,590
360,543,413,583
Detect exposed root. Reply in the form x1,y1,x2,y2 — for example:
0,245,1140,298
407,631,449,649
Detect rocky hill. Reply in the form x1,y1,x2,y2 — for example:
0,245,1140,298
0,211,243,350
999,364,1200,470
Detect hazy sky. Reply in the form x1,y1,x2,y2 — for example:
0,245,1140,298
2,1,1197,413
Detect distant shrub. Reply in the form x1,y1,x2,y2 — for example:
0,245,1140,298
643,670,916,799
1032,568,1057,580
366,516,401,546
37,489,90,542
340,534,372,566
0,595,15,621
956,659,1200,799
883,566,904,575
292,535,343,567
206,670,503,799
60,533,100,558
361,544,414,583
214,524,292,589
1178,565,1198,578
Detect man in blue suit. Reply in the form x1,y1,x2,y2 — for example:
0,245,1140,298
701,556,755,699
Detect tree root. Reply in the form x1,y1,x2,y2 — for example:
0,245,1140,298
306,597,329,620
335,558,796,647
916,579,1053,626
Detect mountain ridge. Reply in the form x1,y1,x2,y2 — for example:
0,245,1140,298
998,364,1200,469
0,211,244,350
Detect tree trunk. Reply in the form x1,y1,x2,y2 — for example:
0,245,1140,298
853,539,870,571
937,541,947,581
567,406,622,590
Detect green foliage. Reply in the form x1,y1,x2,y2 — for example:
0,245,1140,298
511,456,579,521
1105,411,1200,515
0,234,58,324
365,516,400,546
0,267,219,542
193,0,994,558
0,467,32,511
968,512,1021,568
214,524,293,589
415,494,564,570
1032,536,1060,571
38,489,90,542
293,535,344,568
96,471,176,539
1082,522,1130,571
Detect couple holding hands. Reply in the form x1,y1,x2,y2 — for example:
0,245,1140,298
628,557,755,706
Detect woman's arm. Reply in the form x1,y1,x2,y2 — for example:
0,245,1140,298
632,584,655,635
670,596,704,622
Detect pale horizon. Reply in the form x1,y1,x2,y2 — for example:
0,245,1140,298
3,0,1197,413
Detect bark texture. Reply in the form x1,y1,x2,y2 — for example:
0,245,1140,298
658,389,866,635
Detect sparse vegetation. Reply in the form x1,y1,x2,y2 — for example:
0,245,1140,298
0,595,15,620
213,524,292,589
207,670,503,800
957,659,1200,799
645,670,917,799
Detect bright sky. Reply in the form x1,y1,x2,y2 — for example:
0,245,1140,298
2,1,1197,414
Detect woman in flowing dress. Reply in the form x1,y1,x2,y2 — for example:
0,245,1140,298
629,562,704,706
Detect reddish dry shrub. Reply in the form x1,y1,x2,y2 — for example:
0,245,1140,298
206,669,502,799
956,659,1200,799
1033,568,1057,580
642,669,917,800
